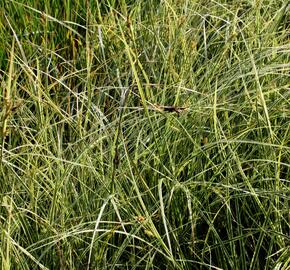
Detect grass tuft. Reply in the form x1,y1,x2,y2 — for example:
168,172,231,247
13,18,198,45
0,0,289,269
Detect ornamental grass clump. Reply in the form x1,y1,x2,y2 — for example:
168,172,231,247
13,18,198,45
0,1,289,269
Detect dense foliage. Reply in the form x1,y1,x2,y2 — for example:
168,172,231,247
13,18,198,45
0,0,289,269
